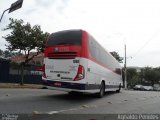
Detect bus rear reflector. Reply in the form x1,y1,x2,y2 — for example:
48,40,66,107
42,64,46,78
74,65,85,81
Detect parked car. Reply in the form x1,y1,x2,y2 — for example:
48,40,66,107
133,85,144,90
153,84,160,91
142,86,153,91
154,87,160,91
155,87,160,91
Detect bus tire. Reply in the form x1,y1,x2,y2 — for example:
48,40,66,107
68,91,83,95
96,81,105,98
68,91,76,95
116,84,121,93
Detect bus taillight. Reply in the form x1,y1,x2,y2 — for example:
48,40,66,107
74,65,85,81
42,64,46,78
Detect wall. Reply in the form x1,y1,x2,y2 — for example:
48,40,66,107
0,59,42,84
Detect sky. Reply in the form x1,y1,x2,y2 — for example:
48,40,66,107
0,0,160,67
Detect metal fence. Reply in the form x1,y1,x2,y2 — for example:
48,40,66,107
0,58,9,83
0,58,42,84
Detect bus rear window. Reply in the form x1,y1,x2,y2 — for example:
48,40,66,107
46,30,82,46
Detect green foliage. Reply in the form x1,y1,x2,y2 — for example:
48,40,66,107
110,51,123,63
0,49,23,58
127,68,141,88
3,18,48,63
3,18,49,85
127,67,160,88
143,67,160,86
0,49,3,56
3,18,48,54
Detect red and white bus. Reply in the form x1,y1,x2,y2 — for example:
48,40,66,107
42,29,122,97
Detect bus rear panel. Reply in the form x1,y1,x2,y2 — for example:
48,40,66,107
42,30,88,92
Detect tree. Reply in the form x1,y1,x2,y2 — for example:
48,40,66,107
3,18,49,85
110,51,123,63
0,49,3,56
127,68,141,88
143,67,160,86
123,66,160,88
0,49,12,58
0,49,23,58
3,50,12,58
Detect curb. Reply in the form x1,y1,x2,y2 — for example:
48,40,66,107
0,83,43,89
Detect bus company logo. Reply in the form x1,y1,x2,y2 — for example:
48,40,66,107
59,47,69,52
54,48,58,52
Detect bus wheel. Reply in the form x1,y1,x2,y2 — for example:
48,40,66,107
68,91,76,95
116,84,121,93
96,82,105,98
68,91,82,95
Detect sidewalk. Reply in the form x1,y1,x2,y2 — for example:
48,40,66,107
0,83,43,89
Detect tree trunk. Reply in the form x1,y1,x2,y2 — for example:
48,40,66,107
151,80,154,87
20,62,25,85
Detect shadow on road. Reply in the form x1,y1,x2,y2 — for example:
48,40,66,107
44,91,118,102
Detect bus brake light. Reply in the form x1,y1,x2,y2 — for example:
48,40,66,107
74,65,85,81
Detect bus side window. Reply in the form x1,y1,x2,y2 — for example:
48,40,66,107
89,35,100,61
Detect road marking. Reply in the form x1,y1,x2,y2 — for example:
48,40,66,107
46,105,95,114
47,111,60,114
47,107,84,114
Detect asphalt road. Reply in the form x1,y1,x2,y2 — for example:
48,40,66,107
0,88,160,114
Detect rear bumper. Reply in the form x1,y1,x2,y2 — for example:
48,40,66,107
43,79,86,90
42,79,119,93
46,86,99,93
42,79,99,93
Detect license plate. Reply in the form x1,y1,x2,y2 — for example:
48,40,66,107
54,82,62,87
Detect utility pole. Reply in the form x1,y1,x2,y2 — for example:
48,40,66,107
124,44,127,89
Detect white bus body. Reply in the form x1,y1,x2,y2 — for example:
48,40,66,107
42,30,123,97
